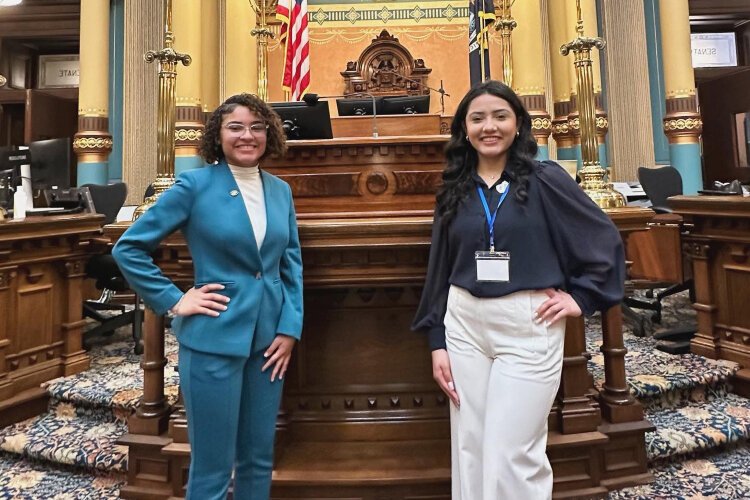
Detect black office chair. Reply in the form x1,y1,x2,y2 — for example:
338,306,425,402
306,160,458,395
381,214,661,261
82,183,144,354
627,167,696,353
638,166,683,214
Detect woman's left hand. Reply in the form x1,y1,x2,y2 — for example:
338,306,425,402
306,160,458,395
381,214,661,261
262,334,297,382
535,288,582,326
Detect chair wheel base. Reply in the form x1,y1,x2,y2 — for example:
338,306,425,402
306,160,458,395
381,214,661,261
656,340,691,355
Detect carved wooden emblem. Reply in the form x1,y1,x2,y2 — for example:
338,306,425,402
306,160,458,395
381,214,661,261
341,29,432,97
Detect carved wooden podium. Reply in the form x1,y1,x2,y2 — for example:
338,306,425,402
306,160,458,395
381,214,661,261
670,196,750,397
0,214,103,427
113,136,653,499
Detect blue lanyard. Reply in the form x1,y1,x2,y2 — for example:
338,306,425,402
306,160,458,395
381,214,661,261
477,182,510,252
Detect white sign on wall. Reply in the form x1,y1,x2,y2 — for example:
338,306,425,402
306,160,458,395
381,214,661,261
37,55,80,89
690,33,738,68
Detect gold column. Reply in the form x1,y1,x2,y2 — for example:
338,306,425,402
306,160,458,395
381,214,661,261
659,0,701,145
658,0,702,194
201,0,220,114
223,0,258,99
174,0,204,172
561,0,625,208
547,0,574,152
134,0,192,219
599,0,655,181
511,0,551,152
74,0,112,184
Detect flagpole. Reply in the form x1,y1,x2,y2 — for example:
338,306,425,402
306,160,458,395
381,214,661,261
479,0,487,82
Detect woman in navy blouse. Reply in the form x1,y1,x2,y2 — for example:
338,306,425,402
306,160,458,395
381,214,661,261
412,81,624,500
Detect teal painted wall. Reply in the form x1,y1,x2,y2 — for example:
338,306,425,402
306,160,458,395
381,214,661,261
643,0,670,165
78,162,109,186
670,143,702,194
557,147,576,161
108,0,124,183
175,156,205,176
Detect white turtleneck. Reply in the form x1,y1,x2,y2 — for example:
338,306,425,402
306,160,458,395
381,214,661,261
228,163,266,250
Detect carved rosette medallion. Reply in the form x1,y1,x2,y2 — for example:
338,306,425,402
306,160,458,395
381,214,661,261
519,95,551,146
175,105,205,153
664,95,702,145
74,115,113,164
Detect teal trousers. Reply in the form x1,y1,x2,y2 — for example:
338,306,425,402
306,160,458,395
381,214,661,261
179,344,284,499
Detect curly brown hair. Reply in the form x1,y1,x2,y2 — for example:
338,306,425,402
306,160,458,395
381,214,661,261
200,93,287,164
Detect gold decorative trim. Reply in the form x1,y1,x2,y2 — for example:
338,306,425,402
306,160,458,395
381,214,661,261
305,3,469,28
531,117,552,131
663,117,702,132
176,97,202,106
665,88,696,99
73,133,114,162
663,115,702,144
175,128,204,142
74,137,114,149
514,85,547,96
78,107,108,116
568,116,580,131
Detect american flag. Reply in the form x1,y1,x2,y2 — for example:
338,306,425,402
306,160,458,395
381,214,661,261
276,0,310,101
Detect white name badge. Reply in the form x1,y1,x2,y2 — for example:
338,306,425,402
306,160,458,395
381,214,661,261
475,251,510,282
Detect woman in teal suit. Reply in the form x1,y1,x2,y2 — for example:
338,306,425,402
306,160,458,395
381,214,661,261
113,93,303,499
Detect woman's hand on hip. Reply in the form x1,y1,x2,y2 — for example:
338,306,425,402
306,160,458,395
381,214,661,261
171,284,229,317
432,349,460,408
535,288,582,326
262,334,296,382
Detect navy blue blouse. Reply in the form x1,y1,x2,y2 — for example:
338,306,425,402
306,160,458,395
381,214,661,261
412,160,626,350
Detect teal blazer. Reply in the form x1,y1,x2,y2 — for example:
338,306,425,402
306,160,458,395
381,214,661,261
112,162,303,356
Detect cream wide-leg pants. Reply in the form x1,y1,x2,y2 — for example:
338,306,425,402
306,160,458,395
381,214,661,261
444,285,566,500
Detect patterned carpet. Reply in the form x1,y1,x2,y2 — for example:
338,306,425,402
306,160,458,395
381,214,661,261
0,290,748,499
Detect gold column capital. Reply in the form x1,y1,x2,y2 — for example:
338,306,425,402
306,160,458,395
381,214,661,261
520,94,552,146
74,131,114,163
175,105,205,157
75,115,112,163
552,100,574,148
663,95,701,144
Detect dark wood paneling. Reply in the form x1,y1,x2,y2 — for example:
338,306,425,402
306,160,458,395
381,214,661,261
698,68,750,183
0,213,103,425
0,0,80,39
669,196,750,389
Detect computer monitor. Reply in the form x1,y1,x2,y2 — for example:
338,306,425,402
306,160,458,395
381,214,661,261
29,138,73,190
0,147,30,171
270,101,333,140
380,95,430,115
336,97,384,116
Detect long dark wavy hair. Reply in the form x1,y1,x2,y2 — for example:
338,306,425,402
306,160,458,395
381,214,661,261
436,80,538,224
200,93,287,164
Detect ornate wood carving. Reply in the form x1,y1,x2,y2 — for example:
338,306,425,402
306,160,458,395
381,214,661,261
0,214,102,423
108,139,652,499
341,30,432,97
670,196,750,391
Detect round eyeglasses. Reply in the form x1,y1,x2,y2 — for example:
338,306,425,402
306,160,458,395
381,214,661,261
222,123,269,136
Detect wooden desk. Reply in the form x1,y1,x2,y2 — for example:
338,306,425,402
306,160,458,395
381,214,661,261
669,195,750,395
330,114,449,138
0,213,104,426
113,137,652,499
627,213,683,283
